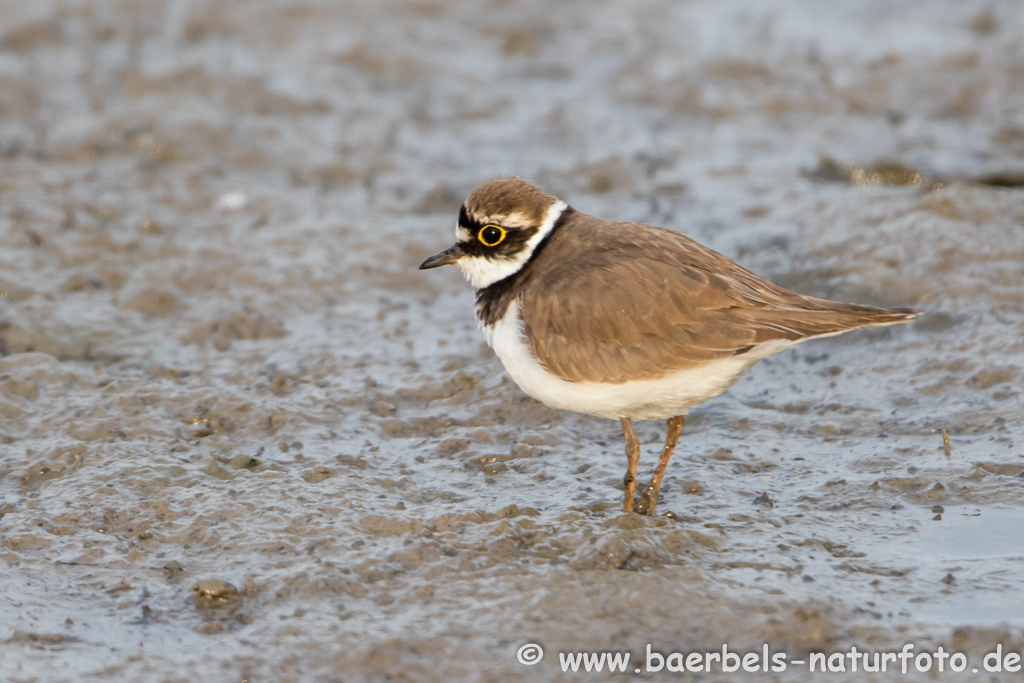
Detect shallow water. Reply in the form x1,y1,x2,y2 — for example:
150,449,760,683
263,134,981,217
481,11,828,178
1,0,1024,680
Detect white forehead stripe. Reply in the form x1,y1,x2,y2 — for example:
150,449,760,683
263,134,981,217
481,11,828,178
455,200,567,289
490,211,537,229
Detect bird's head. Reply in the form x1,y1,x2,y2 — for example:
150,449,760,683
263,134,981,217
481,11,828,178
419,177,567,289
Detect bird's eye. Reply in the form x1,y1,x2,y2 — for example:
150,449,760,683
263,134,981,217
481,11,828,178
478,225,506,247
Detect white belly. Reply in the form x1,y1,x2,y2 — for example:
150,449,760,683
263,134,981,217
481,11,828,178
483,302,792,421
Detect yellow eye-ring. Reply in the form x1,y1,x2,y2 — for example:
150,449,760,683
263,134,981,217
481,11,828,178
478,224,506,247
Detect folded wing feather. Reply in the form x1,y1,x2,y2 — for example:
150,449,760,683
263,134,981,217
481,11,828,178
520,223,916,384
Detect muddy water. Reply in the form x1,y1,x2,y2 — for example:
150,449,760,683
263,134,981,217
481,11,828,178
1,0,1023,680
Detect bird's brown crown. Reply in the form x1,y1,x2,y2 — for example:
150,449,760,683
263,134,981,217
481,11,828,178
462,177,559,229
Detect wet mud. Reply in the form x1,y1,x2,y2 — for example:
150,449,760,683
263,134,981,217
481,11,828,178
804,155,1024,191
2,0,1024,681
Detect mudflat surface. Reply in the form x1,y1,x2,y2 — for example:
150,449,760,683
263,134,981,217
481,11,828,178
1,0,1023,681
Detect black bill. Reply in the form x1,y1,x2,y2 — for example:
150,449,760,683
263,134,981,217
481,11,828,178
418,244,464,270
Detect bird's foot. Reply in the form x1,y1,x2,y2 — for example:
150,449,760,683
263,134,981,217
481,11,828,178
635,488,657,516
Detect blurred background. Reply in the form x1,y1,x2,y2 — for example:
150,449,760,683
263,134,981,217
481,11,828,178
2,0,1023,680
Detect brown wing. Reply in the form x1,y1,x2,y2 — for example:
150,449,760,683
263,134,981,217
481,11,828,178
519,219,916,384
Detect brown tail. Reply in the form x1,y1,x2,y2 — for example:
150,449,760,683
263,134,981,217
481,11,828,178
743,301,919,345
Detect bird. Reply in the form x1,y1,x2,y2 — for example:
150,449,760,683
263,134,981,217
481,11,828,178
419,177,918,516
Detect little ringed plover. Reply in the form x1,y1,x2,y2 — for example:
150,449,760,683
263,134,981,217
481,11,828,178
420,177,918,516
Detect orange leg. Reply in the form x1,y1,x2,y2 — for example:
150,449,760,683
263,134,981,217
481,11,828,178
636,416,684,516
620,418,641,512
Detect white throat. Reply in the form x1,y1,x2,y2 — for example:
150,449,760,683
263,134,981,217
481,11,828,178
455,200,567,289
